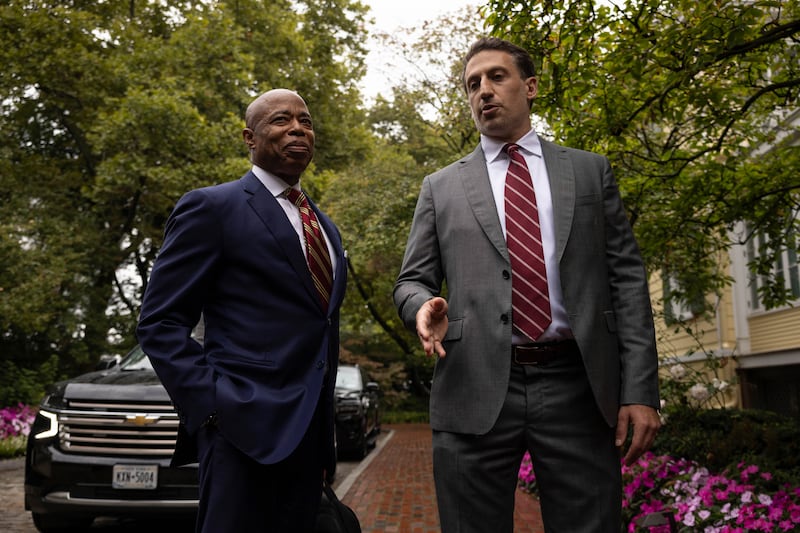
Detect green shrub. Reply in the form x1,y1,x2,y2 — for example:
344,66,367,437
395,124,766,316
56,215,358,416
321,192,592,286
381,410,429,424
655,405,800,488
0,436,27,458
0,355,60,406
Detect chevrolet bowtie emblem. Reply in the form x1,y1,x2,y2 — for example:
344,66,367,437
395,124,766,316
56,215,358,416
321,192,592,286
127,414,159,426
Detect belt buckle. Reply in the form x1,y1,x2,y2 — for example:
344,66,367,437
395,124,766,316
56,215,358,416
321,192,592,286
514,345,545,365
526,344,548,352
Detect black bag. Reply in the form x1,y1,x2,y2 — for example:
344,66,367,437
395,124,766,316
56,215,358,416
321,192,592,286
315,482,362,533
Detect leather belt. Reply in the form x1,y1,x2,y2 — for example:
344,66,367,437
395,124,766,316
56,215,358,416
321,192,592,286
512,339,578,365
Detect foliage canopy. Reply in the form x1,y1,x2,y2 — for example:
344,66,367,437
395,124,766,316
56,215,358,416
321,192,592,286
2,0,799,409
486,0,800,311
0,0,369,395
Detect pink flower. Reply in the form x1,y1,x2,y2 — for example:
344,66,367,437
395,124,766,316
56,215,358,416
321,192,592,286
0,404,36,439
616,453,800,532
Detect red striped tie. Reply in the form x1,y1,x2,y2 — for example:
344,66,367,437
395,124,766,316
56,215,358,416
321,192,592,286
286,188,333,310
504,143,551,341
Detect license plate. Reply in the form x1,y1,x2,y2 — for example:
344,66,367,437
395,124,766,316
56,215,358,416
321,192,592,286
112,464,158,490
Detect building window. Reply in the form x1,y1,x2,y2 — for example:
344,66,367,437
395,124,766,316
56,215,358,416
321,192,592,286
745,222,800,312
662,271,706,324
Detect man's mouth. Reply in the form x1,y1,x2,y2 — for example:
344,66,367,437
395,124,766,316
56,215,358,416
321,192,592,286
481,103,499,116
285,142,310,154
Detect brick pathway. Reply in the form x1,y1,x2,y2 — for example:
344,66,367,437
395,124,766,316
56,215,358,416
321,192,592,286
2,424,545,532
341,423,545,533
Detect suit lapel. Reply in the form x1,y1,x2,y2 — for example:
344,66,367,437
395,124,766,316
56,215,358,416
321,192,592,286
459,145,508,260
540,139,575,262
240,172,320,307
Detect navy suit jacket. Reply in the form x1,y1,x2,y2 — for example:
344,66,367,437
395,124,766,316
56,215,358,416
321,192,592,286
137,171,346,469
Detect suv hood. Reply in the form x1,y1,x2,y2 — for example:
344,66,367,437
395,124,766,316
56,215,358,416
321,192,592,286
48,368,170,403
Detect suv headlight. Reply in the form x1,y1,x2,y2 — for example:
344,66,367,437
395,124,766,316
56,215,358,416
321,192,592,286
33,409,58,440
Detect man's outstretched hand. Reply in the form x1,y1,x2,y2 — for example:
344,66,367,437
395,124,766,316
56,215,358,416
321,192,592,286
415,297,449,358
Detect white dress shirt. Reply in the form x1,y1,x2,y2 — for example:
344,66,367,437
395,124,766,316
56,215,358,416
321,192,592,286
250,165,338,275
481,130,573,343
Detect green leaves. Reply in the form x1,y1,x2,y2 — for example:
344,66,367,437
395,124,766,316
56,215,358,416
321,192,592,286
486,0,800,308
0,0,371,380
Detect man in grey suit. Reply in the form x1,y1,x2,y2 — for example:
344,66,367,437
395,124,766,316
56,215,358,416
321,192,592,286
393,38,661,533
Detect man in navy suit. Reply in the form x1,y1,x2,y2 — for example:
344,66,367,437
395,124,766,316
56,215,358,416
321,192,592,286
137,88,347,532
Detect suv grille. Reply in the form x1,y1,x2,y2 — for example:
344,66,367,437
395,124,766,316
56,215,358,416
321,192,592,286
58,399,179,457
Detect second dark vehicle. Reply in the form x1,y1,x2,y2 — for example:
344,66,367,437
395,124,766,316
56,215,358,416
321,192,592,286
334,364,380,459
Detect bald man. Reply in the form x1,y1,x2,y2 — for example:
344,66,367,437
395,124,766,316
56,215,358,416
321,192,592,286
138,89,347,532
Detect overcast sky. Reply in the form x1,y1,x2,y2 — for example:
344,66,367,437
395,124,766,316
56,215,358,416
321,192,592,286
360,0,481,101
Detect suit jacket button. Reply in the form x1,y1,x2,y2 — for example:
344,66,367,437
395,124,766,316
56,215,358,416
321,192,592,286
500,313,509,324
502,270,510,280
316,360,325,369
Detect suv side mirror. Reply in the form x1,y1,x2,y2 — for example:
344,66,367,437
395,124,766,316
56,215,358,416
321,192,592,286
366,382,380,393
95,354,121,371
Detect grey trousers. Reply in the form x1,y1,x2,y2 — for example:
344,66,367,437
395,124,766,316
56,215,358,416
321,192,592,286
432,349,621,533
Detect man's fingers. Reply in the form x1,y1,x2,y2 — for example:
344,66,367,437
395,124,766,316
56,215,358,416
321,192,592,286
415,298,448,357
432,338,446,358
615,419,628,448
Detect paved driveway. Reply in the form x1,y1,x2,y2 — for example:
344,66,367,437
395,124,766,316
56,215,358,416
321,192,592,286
341,424,544,533
0,434,379,532
1,425,545,532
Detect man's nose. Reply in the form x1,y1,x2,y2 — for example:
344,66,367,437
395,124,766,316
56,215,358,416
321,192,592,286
478,77,493,98
288,118,305,135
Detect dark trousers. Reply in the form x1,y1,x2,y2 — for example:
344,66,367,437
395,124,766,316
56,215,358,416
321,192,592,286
194,409,324,533
432,348,621,533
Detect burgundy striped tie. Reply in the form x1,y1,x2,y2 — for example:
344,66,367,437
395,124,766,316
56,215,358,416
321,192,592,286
504,143,551,341
286,188,333,310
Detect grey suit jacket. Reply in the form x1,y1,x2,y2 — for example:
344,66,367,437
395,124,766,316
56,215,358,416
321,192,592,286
393,139,660,434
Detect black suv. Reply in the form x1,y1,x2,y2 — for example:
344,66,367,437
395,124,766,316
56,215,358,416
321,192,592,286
24,345,198,532
334,364,380,459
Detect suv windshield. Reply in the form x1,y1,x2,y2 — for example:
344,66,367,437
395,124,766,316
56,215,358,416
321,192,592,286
335,366,361,390
120,345,154,371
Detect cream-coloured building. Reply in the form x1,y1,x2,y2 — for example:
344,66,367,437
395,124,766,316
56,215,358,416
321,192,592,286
651,109,800,417
728,221,800,416
651,240,800,417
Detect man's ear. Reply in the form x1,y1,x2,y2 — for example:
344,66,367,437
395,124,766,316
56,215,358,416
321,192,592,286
242,128,255,149
526,77,538,100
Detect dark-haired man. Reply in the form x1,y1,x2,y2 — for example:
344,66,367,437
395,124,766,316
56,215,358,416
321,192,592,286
394,38,660,532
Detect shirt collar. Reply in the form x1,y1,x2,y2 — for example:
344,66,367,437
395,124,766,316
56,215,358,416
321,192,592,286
251,165,300,197
480,129,542,164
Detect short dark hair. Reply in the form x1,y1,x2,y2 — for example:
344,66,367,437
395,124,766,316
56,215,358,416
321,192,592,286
462,37,536,91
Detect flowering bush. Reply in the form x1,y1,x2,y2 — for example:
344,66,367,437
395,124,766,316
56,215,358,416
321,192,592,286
623,453,800,532
0,403,36,440
660,358,734,412
518,451,538,494
518,451,800,532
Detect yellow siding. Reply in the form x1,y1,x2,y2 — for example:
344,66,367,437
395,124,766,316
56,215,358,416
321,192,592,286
649,254,744,357
749,306,800,353
650,271,733,359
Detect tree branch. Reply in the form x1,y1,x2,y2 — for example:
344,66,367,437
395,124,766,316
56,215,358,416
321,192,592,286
345,256,413,356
